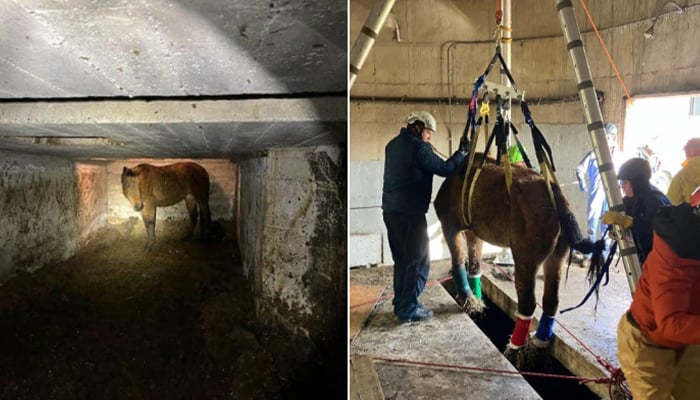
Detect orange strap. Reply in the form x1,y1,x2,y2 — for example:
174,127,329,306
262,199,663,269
495,0,502,25
579,0,633,101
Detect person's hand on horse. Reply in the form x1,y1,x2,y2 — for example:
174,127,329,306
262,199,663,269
602,211,633,229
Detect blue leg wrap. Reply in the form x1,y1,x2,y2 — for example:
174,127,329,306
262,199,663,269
451,265,473,298
535,314,556,342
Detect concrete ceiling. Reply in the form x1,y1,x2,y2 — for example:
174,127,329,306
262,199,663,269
0,0,347,160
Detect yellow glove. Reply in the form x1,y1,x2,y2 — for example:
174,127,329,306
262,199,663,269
602,211,633,229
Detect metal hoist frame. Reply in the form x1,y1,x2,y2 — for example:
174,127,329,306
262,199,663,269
555,0,641,295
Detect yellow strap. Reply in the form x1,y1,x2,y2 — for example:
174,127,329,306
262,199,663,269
460,127,481,227
468,168,483,225
539,156,558,212
502,154,513,194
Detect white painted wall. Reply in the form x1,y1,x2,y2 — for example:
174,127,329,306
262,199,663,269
349,158,449,267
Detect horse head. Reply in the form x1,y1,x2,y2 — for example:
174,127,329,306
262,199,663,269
121,166,143,212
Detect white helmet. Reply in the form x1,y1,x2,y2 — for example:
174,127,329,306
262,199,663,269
406,111,437,132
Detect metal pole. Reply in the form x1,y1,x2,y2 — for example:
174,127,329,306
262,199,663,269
501,0,512,87
349,0,396,90
554,0,641,294
501,0,512,137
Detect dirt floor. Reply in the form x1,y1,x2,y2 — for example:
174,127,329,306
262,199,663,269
0,218,316,399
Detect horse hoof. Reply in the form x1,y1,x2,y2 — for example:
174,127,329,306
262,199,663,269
504,341,553,372
523,341,553,372
503,345,525,369
461,295,486,315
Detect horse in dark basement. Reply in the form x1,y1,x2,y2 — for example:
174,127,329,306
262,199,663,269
121,162,216,251
434,153,602,367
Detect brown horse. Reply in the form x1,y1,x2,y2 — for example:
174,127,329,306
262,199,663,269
434,153,599,366
121,162,212,251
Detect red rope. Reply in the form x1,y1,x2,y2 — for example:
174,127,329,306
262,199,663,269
362,353,599,383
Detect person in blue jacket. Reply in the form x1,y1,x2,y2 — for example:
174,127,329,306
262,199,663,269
575,122,621,264
382,111,467,323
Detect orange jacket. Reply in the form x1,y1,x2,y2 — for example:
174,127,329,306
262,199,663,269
629,204,700,349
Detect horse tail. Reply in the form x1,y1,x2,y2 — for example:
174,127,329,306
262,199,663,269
553,183,617,315
551,183,606,275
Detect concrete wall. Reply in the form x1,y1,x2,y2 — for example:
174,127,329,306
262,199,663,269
106,159,237,223
239,156,265,288
238,146,346,376
0,151,77,280
349,0,700,266
350,0,700,121
75,162,109,247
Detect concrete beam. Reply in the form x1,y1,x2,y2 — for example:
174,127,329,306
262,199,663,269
0,97,347,124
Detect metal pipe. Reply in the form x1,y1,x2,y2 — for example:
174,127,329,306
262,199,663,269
349,0,396,90
555,0,641,295
501,0,512,140
501,0,512,86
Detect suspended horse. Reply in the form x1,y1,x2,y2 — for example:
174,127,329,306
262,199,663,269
434,152,604,368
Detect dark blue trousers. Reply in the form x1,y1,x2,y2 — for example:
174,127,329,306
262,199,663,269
383,212,430,318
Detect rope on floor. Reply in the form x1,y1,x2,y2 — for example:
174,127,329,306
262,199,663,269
357,353,603,384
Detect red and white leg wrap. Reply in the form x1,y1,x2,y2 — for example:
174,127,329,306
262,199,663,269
508,313,533,349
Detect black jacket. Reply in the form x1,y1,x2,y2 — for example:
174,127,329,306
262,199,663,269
624,183,671,264
382,128,465,214
653,203,700,260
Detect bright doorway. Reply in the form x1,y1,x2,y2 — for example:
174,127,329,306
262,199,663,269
624,93,700,193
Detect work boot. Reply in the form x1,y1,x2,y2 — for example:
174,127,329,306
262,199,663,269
398,307,433,323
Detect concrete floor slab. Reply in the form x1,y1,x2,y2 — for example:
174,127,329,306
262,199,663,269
350,266,543,400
